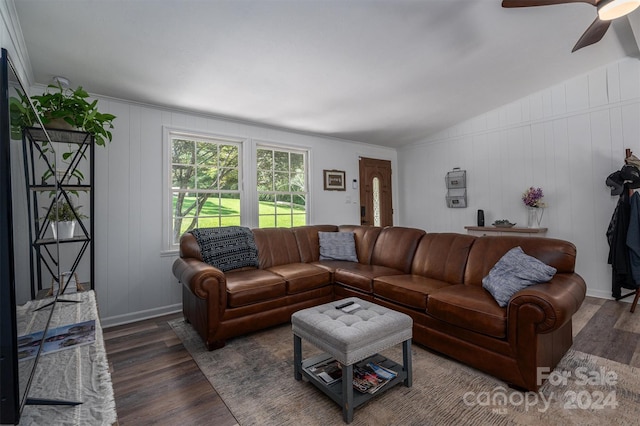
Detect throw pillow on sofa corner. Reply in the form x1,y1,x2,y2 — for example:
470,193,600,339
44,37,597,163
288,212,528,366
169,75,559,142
482,246,557,308
319,231,358,262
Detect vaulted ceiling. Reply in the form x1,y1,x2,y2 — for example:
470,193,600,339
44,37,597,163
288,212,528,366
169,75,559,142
12,0,639,147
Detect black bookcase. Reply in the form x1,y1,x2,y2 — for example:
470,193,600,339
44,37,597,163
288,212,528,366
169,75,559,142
22,127,94,298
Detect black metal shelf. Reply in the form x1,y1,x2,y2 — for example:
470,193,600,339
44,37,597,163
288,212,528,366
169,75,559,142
22,127,95,299
29,184,92,192
26,127,93,145
34,236,91,246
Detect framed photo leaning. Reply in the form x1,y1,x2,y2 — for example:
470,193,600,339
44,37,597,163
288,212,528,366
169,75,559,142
323,170,346,191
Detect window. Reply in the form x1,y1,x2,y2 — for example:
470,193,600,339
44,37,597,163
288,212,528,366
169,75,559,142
168,131,242,245
256,146,307,228
373,176,381,226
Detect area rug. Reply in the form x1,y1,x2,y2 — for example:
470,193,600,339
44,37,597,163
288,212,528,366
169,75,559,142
169,319,640,425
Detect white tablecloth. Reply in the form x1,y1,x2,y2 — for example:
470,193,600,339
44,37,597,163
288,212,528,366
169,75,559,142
18,290,117,425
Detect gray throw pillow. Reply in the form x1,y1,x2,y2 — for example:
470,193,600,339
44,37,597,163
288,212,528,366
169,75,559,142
482,246,557,308
319,232,358,262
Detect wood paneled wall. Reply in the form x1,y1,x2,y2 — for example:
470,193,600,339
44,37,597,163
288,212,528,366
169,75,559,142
398,58,640,299
89,102,396,326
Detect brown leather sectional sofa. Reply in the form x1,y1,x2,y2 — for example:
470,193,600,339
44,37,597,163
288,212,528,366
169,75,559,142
172,225,586,391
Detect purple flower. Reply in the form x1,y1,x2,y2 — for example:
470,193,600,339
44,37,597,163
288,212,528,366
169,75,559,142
522,187,546,208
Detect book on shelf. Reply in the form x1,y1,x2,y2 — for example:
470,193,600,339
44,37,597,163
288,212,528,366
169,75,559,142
17,319,96,361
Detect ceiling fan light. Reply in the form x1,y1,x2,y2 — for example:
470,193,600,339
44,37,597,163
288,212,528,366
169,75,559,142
598,0,640,21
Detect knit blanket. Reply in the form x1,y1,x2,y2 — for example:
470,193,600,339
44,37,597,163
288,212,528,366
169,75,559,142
189,226,259,272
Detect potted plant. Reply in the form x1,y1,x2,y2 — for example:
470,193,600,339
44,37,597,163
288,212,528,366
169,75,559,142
45,200,87,240
11,82,116,147
522,186,546,228
11,82,116,187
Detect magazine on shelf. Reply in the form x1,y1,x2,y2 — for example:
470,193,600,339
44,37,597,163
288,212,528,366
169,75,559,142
353,361,398,394
308,356,398,393
366,362,397,381
17,319,96,361
309,358,343,385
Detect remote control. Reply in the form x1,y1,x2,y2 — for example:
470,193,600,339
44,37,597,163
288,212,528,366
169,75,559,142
341,303,361,313
335,301,354,309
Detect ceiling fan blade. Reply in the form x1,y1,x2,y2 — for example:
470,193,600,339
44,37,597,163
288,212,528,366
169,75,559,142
502,0,596,7
572,17,611,52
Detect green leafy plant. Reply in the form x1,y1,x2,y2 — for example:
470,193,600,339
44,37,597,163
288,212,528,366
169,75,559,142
45,200,87,222
11,83,115,186
9,91,37,139
11,82,116,147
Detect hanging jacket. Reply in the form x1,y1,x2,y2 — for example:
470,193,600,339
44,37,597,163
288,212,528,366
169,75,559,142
626,191,640,287
607,187,635,298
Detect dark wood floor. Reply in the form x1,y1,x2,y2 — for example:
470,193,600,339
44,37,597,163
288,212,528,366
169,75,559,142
104,295,639,425
104,312,238,426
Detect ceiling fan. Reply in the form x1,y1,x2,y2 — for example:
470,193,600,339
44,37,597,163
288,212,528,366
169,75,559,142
502,0,640,52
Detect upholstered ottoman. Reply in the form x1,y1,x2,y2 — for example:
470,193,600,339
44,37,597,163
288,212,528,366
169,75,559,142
292,297,412,423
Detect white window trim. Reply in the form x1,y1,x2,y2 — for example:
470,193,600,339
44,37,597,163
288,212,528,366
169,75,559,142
161,126,248,253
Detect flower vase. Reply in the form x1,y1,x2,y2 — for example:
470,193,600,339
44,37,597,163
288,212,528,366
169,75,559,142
527,207,544,228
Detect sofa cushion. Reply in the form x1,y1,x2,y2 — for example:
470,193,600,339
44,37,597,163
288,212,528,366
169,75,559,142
370,227,426,272
318,231,358,262
464,236,575,286
427,285,507,339
338,225,383,264
293,225,339,263
266,263,331,294
374,275,452,310
334,264,404,293
252,228,302,268
225,269,286,307
482,246,557,308
312,259,362,283
411,233,476,283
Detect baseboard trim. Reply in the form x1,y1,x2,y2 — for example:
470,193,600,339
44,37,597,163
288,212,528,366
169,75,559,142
101,303,182,328
586,288,635,303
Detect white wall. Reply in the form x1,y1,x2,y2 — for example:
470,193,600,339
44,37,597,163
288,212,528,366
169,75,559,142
2,0,397,325
93,99,396,326
398,57,640,299
0,1,31,88
7,1,636,319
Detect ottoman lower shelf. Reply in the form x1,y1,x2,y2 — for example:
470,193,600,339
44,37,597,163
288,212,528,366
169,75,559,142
300,353,408,415
291,297,413,423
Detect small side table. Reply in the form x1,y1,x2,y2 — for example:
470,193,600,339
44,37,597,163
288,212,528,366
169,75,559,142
292,297,412,424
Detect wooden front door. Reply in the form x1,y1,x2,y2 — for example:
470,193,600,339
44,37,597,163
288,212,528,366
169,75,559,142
359,157,393,227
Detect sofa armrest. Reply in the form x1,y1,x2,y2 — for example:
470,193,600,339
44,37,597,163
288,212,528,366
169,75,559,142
507,273,586,334
172,257,228,310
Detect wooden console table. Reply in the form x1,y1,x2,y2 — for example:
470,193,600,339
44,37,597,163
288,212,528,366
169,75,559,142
465,226,548,237
19,290,117,425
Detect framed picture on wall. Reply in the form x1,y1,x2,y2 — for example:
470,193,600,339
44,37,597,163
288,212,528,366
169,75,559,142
323,170,346,191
